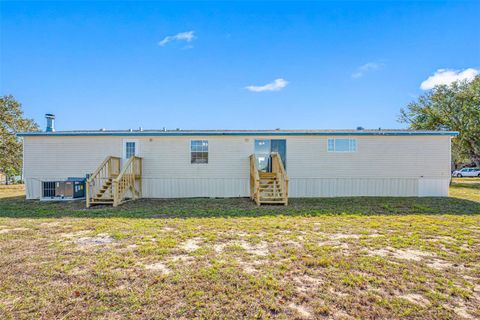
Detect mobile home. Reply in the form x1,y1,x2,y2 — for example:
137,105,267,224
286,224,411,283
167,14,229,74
18,116,458,206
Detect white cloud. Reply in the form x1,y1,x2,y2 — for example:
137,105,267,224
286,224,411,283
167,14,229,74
158,31,195,47
245,78,288,92
352,62,385,79
420,68,479,90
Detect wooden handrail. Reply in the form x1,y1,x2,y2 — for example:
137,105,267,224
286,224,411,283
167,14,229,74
86,156,121,208
113,156,142,207
271,152,289,205
87,156,120,183
115,156,135,181
249,154,261,205
271,152,287,176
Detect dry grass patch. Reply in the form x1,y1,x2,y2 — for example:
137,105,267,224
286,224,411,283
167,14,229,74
1,214,479,319
1,181,480,319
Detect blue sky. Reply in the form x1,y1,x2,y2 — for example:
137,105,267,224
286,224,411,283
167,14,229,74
1,1,479,131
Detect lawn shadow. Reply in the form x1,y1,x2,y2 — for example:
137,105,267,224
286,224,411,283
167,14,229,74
0,196,479,219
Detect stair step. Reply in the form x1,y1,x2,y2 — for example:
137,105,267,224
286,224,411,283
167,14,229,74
93,197,113,201
90,201,114,205
259,200,287,204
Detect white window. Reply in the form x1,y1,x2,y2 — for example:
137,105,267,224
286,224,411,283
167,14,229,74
327,138,357,152
123,140,138,159
191,140,208,164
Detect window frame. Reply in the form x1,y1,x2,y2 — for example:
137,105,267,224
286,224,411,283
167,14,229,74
123,139,139,159
190,140,209,164
327,138,357,153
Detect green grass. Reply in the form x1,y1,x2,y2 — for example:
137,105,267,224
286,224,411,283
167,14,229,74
450,177,480,203
0,181,479,319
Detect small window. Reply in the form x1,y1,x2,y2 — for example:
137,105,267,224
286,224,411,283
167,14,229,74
191,140,208,164
125,142,136,158
327,138,357,152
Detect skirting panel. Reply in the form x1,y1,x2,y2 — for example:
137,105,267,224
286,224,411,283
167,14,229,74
418,178,450,197
289,178,420,197
25,178,42,199
142,178,250,198
25,177,450,199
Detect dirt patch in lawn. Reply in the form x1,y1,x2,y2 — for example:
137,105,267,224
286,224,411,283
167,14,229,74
400,293,430,307
39,221,62,228
426,259,459,270
236,258,265,274
318,240,350,249
0,227,29,234
238,240,269,256
75,233,115,246
143,262,171,275
292,274,323,294
180,238,202,252
288,302,313,319
61,230,91,238
369,247,434,261
170,254,195,264
454,304,475,319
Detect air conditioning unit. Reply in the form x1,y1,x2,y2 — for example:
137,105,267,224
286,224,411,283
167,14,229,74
42,178,85,200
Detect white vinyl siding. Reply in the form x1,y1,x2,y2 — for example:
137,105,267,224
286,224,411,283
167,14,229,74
22,135,452,199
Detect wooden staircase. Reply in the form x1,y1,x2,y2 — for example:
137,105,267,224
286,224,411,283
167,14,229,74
250,153,289,205
93,177,115,205
86,156,142,208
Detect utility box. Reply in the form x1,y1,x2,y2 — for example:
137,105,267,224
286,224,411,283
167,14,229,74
67,177,86,198
42,178,85,200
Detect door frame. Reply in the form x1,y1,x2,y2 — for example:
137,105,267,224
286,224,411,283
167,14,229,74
253,139,287,172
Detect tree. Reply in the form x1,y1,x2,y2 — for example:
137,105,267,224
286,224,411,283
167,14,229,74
399,76,480,167
0,95,39,184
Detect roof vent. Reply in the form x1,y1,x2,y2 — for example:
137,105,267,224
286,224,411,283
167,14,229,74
356,126,364,130
45,114,55,132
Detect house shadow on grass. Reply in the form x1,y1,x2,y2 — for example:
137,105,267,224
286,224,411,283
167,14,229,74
0,196,479,219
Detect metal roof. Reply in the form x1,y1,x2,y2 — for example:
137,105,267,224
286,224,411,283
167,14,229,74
17,129,459,137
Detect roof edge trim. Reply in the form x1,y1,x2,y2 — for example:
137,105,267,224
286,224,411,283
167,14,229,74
17,131,460,137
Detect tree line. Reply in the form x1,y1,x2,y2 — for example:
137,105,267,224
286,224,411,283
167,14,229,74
400,76,480,167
